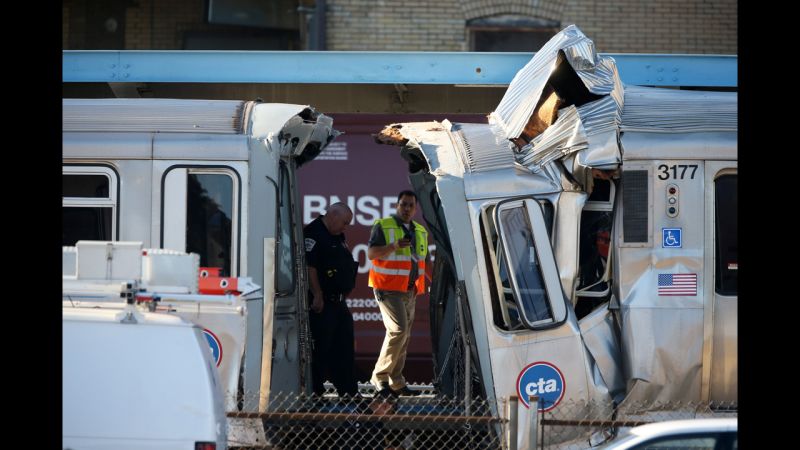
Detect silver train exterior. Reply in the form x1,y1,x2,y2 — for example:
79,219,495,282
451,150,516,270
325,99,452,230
62,99,339,407
378,25,736,448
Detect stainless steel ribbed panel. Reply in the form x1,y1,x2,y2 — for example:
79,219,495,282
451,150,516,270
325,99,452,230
63,98,246,134
620,86,737,133
490,25,619,141
578,96,621,137
451,122,515,173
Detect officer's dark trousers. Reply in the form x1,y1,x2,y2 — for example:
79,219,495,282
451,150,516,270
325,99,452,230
309,299,358,397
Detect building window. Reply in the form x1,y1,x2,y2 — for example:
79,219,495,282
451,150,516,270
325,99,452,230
468,15,559,52
62,166,117,246
715,174,737,295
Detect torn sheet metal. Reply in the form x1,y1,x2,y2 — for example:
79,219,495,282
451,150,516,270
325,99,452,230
450,122,516,173
491,25,604,140
253,104,339,167
490,25,624,176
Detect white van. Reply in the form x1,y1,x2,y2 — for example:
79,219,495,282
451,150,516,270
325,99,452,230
63,307,227,450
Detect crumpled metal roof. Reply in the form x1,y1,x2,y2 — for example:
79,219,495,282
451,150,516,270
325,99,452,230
490,25,625,173
489,24,737,176
489,25,623,143
450,122,516,173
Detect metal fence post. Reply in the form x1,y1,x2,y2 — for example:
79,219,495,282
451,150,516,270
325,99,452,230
529,396,539,450
507,396,518,450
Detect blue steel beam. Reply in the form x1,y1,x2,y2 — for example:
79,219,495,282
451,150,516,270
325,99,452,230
63,51,737,87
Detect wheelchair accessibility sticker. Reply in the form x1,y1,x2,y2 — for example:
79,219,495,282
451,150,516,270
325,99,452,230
662,228,682,248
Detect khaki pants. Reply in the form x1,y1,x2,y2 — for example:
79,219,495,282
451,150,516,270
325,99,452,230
371,289,416,390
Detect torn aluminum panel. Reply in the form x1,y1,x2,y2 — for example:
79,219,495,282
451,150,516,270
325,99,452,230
253,104,340,167
449,122,516,173
490,25,623,143
490,25,624,176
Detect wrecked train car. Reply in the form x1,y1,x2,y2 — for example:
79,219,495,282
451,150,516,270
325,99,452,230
378,25,736,448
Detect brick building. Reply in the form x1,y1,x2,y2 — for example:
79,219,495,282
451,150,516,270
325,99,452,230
63,0,736,54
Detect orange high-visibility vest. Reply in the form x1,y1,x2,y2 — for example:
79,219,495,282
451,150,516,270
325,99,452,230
368,217,428,294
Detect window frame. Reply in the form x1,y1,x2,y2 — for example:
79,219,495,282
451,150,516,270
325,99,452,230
576,180,616,299
484,197,568,331
275,161,296,295
714,172,737,296
466,15,560,53
62,164,119,243
161,165,241,276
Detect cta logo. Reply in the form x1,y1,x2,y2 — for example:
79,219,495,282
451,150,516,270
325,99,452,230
203,328,223,367
516,361,565,411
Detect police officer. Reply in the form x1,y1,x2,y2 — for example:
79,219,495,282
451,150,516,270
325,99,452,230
304,202,360,397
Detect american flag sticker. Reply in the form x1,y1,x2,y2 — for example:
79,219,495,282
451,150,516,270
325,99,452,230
658,273,698,296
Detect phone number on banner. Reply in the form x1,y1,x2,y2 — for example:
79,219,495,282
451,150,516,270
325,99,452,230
346,298,379,309
346,298,383,321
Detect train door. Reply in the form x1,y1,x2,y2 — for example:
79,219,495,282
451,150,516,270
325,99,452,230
268,159,308,396
156,160,249,406
478,197,609,448
702,162,737,402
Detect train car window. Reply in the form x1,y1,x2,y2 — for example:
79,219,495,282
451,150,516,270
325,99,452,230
276,163,295,294
62,167,117,246
481,199,557,331
576,179,616,319
186,172,235,276
715,174,737,295
498,206,552,324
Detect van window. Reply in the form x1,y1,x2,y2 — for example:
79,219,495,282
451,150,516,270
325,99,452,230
62,167,117,246
276,163,295,294
715,174,737,295
187,173,234,276
481,199,556,330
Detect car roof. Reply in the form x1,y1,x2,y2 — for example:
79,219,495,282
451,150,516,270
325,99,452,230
597,418,738,449
628,418,738,438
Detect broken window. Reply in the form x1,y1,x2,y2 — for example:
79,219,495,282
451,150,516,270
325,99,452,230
575,178,616,319
481,199,561,331
276,162,295,294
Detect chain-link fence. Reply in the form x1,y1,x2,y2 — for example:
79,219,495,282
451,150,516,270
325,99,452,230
225,387,737,450
227,386,507,450
532,399,738,450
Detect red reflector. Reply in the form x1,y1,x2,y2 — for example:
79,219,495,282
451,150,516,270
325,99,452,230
195,443,216,450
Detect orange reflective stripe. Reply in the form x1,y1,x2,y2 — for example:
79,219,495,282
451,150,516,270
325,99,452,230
368,270,409,291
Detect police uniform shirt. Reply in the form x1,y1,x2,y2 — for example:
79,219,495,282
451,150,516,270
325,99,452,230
304,215,356,297
368,215,419,291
